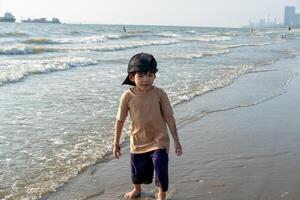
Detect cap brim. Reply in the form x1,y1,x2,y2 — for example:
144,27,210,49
122,75,136,86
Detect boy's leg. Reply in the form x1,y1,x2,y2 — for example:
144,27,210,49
124,184,141,199
131,152,154,184
156,187,166,200
125,152,154,199
152,149,169,199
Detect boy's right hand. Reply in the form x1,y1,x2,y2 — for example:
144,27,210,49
113,144,121,159
174,141,183,156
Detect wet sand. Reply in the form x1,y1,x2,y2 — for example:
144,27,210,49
44,53,300,200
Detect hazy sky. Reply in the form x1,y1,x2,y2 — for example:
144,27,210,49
1,0,300,27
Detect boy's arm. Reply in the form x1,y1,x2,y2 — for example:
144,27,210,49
165,115,183,156
113,119,125,159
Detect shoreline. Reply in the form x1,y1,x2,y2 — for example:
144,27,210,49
44,51,300,199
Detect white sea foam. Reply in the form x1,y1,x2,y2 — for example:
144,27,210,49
156,32,179,38
59,34,121,44
172,49,230,59
57,39,179,52
80,34,120,43
186,30,197,34
223,32,239,36
98,39,179,51
212,42,273,49
1,39,179,55
23,34,122,45
184,35,232,42
0,57,98,85
0,136,7,144
170,64,256,106
0,45,53,55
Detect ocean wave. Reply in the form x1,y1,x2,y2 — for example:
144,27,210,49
56,39,179,52
96,58,129,64
0,57,98,85
212,42,273,49
170,64,255,106
1,39,179,55
171,49,230,59
125,30,152,34
186,30,197,34
69,31,81,35
184,35,232,42
170,56,282,106
98,39,179,51
119,33,148,39
0,32,29,37
223,32,239,36
70,32,167,43
59,33,152,44
155,32,179,38
0,45,54,55
73,34,121,43
24,34,123,45
24,37,62,44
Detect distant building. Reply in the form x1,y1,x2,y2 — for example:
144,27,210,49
246,5,300,28
284,6,295,26
247,17,279,28
258,19,266,27
284,6,300,26
296,14,300,26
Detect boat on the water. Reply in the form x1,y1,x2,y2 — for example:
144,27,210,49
0,12,16,22
21,18,61,24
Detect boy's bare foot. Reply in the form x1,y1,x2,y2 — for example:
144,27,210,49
156,192,166,200
124,189,141,199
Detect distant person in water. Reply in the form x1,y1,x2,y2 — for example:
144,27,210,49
123,26,127,32
113,52,183,200
289,27,292,31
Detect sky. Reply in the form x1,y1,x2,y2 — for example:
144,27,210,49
1,0,300,27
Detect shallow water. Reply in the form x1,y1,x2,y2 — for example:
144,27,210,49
0,23,300,199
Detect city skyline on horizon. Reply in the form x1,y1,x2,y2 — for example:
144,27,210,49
1,0,300,28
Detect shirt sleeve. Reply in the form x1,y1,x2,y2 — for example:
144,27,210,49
159,89,173,118
116,91,129,121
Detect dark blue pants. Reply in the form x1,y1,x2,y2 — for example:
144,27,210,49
131,149,169,191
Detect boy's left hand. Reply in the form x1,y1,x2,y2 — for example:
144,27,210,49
174,142,183,156
113,144,121,159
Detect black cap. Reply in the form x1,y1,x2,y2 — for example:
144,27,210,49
122,52,158,86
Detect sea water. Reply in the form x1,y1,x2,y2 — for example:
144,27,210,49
0,23,299,199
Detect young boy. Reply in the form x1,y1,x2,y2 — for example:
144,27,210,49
113,52,183,200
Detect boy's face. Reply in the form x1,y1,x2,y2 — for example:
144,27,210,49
129,71,156,90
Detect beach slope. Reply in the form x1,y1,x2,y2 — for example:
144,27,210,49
44,53,300,200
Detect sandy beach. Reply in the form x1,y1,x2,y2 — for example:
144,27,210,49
42,47,300,200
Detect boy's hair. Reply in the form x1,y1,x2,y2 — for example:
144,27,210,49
122,52,158,86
